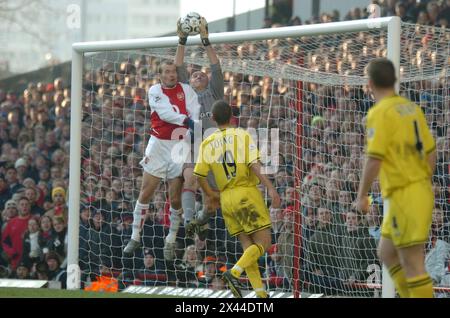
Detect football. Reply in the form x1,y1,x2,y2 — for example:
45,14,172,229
180,12,202,35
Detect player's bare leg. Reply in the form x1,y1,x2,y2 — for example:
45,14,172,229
397,244,427,278
124,172,161,255
164,176,184,261
378,237,400,268
378,237,410,297
397,244,433,297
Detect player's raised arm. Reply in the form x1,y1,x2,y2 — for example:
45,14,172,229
199,17,218,64
175,18,189,84
199,17,224,100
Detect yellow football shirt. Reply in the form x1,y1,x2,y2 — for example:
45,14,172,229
366,95,435,197
193,127,260,191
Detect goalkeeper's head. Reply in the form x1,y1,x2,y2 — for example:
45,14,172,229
211,100,232,126
159,60,178,88
190,71,209,92
367,58,396,98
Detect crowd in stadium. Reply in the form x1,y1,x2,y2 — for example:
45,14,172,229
0,0,449,295
282,0,450,27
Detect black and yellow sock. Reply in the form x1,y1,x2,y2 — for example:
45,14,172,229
406,274,433,298
246,262,267,298
231,244,264,278
388,264,409,298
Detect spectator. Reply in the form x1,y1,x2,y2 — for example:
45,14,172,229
345,7,363,20
304,207,342,295
210,276,226,290
78,204,92,279
1,197,32,270
21,217,42,268
84,209,116,278
4,165,23,194
325,179,340,217
38,215,54,256
119,247,166,289
277,208,296,287
14,158,27,182
45,187,67,222
24,186,45,217
0,174,10,210
263,17,273,28
197,256,226,288
288,16,302,26
339,211,378,296
45,251,66,288
302,183,323,217
137,248,165,285
395,1,414,22
111,208,132,267
11,261,31,280
142,203,166,262
263,244,286,290
337,190,353,226
269,207,285,240
31,259,45,278
417,10,430,25
1,199,18,231
425,206,450,287
366,202,382,243
49,216,67,269
176,244,203,287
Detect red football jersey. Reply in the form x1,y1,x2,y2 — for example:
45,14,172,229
150,83,188,140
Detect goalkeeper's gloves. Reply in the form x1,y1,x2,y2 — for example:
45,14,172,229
199,17,210,47
177,18,188,45
183,116,195,131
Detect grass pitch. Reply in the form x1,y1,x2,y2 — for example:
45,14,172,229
0,287,172,298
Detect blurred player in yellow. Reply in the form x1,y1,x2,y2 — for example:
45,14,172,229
354,58,436,298
194,100,281,298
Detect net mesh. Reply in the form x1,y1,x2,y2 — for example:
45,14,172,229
78,22,450,297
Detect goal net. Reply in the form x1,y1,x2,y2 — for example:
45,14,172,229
72,20,450,297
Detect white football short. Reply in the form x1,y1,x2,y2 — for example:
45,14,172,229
140,136,190,180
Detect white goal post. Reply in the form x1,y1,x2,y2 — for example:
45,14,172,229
68,17,401,296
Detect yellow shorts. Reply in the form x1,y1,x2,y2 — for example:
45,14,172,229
220,186,272,237
381,180,433,248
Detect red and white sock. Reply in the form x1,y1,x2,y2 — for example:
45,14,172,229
131,201,149,242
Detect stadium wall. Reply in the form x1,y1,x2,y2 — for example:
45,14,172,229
0,61,71,94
